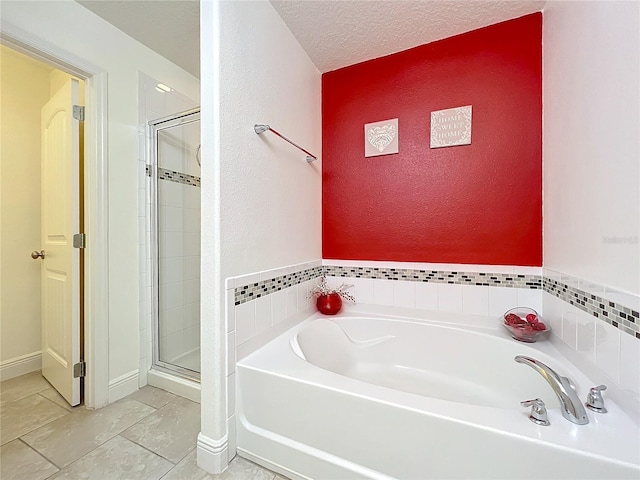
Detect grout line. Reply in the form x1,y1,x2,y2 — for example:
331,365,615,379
17,438,60,476
3,394,71,446
117,433,182,466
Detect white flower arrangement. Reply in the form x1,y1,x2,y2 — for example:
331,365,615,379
309,275,356,303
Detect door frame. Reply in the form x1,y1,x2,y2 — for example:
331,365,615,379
1,25,109,409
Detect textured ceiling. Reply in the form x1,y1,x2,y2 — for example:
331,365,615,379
270,0,545,72
74,1,545,79
76,0,200,78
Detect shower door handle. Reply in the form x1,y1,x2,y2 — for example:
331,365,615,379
31,250,45,259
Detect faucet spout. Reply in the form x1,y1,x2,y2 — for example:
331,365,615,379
514,355,589,425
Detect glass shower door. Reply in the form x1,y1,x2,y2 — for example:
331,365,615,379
150,109,201,379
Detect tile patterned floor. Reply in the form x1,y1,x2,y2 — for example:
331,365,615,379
0,372,282,480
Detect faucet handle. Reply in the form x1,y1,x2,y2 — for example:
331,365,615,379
521,398,550,426
586,385,608,413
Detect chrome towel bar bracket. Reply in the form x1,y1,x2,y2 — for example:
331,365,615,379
254,124,317,163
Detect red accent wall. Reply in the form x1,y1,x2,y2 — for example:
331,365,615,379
322,14,542,266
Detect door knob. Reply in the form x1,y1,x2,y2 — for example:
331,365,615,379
31,250,45,259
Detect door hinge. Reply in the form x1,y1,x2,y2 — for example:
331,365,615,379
73,105,85,121
73,362,86,378
73,233,86,249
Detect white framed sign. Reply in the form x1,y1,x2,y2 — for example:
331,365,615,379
430,105,472,148
364,118,398,157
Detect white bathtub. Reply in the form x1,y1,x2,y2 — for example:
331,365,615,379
236,307,640,479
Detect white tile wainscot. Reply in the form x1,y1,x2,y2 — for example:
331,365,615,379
225,259,323,458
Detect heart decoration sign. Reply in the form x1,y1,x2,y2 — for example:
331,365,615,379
364,118,399,157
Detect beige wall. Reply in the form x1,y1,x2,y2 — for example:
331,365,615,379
2,0,200,402
0,46,83,379
0,46,51,371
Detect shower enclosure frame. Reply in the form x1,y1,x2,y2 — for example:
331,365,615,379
148,108,201,383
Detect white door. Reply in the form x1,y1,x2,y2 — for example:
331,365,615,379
39,78,81,406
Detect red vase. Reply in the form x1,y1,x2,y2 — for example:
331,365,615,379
316,293,342,315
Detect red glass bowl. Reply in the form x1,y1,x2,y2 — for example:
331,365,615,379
316,293,343,315
502,307,550,343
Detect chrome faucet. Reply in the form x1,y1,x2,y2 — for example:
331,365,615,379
514,355,589,425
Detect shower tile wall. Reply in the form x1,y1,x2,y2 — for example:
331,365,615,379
138,73,199,385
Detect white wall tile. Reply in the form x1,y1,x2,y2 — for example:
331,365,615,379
160,257,184,285
159,142,183,171
184,185,200,209
227,414,237,459
160,205,183,232
575,308,596,363
184,302,200,328
271,290,286,325
137,188,146,216
462,285,489,315
543,268,562,282
415,282,438,311
372,279,394,306
561,304,578,349
159,306,184,336
139,273,149,293
350,277,374,305
226,289,236,333
285,288,298,319
184,207,200,233
235,301,256,346
488,287,518,317
620,332,640,394
184,278,200,305
160,231,184,258
139,328,148,358
162,331,184,363
163,181,184,208
138,217,146,245
393,281,415,308
183,232,200,256
604,286,640,312
227,331,236,375
255,296,273,334
227,373,236,415
579,277,605,297
512,266,542,275
184,325,200,352
138,245,146,273
438,284,463,314
297,281,311,311
595,322,621,384
560,272,580,289
236,272,260,287
542,292,564,336
159,282,184,311
147,341,153,368
142,285,152,308
138,362,148,387
517,288,543,313
184,256,200,281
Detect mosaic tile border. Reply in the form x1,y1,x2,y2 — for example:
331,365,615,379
231,264,639,341
146,164,201,187
233,265,541,306
544,278,639,340
323,265,541,289
234,267,323,305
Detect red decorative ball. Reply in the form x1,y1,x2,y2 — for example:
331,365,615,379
316,293,342,315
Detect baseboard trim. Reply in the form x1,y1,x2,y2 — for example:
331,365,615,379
197,432,228,474
108,369,139,403
0,352,41,381
147,369,200,403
